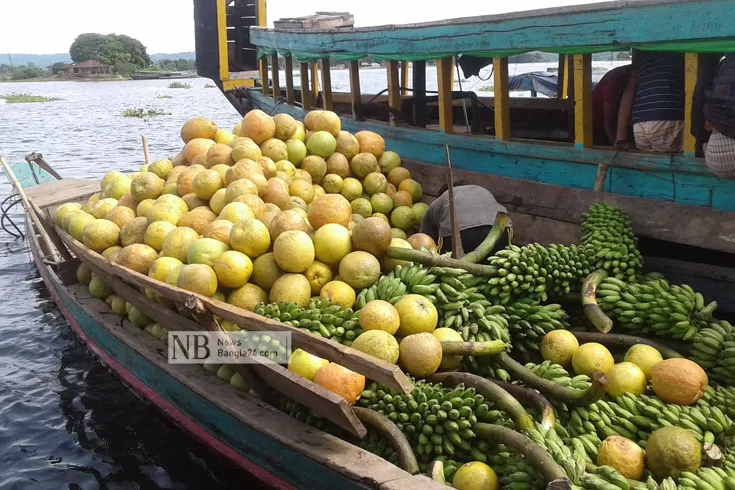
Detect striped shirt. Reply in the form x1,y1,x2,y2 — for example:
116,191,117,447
632,51,685,124
704,55,735,139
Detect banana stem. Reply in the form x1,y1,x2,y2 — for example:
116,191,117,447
427,459,446,484
461,212,509,264
440,340,506,356
490,379,556,431
495,353,608,406
474,423,571,484
572,332,684,359
582,270,613,333
385,247,499,276
429,371,535,431
352,407,419,475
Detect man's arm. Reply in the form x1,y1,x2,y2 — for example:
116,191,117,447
615,71,638,147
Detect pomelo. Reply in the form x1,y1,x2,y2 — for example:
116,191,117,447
313,184,326,200
83,219,120,252
272,113,298,140
181,117,217,143
363,172,388,195
233,193,265,216
378,151,401,173
395,294,438,336
176,166,203,195
161,226,200,263
181,193,208,211
624,344,663,380
232,122,242,136
313,223,352,265
350,153,378,179
102,171,127,191
231,140,263,163
192,169,223,200
205,143,234,168
370,193,393,215
288,348,329,381
597,436,645,480
262,178,292,210
651,358,707,405
351,217,392,256
320,281,356,308
108,295,127,316
203,219,233,245
452,462,499,490
269,273,311,307
412,202,429,225
166,165,186,183
321,173,343,193
308,194,352,230
392,190,413,208
102,175,131,200
224,178,258,203
230,218,271,258
286,139,307,165
213,250,253,288
117,193,137,210
352,330,399,364
311,111,341,137
350,197,372,218
305,260,333,294
327,153,351,180
177,263,218,297
89,275,113,299
178,207,217,235
147,202,182,227
340,177,363,201
355,131,385,158
128,306,151,328
261,138,289,162
56,202,83,228
268,209,307,240
391,228,407,239
607,362,647,397
572,342,614,376
120,217,149,246
161,182,178,195
218,202,255,224
240,109,276,145
76,263,93,284
433,328,464,370
215,129,235,145
105,206,136,229
335,131,360,160
187,237,230,267
292,121,305,141
399,179,423,203
338,251,381,289
276,159,296,177
148,256,183,284
273,230,314,273
541,330,579,367
399,333,442,378
208,188,227,214
157,194,189,214
82,193,101,214
306,131,337,158
251,252,283,290
301,156,327,184
116,243,158,274
646,427,702,479
387,167,411,187
275,171,293,187
382,237,412,272
359,300,400,335
92,198,118,219
406,233,436,251
102,245,122,262
228,283,268,311
391,206,415,231
304,110,323,131
184,138,216,164
211,164,230,182
290,179,315,203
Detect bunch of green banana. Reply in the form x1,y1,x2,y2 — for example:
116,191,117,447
525,422,587,484
487,449,544,490
359,429,401,466
595,276,717,340
583,465,637,490
504,300,571,362
456,321,512,381
279,397,334,432
482,243,594,304
699,385,735,420
357,380,508,465
678,467,735,490
524,360,592,390
690,321,733,370
354,270,409,308
581,202,644,282
255,299,363,346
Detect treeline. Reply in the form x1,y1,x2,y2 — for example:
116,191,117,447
0,63,49,80
150,59,196,71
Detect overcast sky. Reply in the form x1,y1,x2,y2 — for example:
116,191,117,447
0,0,599,55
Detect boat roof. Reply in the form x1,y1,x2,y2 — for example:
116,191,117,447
250,0,735,62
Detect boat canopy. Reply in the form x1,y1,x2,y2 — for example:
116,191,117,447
251,0,735,62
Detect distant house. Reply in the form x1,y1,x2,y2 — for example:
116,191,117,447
56,60,111,76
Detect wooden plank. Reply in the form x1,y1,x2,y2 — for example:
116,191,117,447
684,53,699,155
56,225,413,394
574,54,592,148
285,56,295,104
381,475,439,490
320,59,333,111
493,57,511,141
348,60,362,120
436,57,453,134
300,62,313,109
249,1,734,59
271,54,280,99
25,179,99,209
557,54,566,99
412,61,427,127
387,60,401,125
400,61,409,96
260,57,270,96
594,164,609,192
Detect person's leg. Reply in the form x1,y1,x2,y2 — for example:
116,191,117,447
705,129,735,179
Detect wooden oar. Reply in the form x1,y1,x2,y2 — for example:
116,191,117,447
444,145,464,258
0,154,60,263
142,136,151,166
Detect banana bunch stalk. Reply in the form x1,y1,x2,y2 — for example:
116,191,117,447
504,300,571,362
595,276,717,340
255,299,363,346
581,202,644,282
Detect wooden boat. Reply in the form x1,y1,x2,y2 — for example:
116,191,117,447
195,0,735,211
130,71,196,80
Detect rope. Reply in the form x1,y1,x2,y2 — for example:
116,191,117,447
1,193,24,239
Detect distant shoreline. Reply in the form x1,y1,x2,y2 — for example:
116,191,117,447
0,75,201,84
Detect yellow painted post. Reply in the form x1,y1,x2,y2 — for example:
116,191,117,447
257,0,267,81
321,59,333,111
437,57,454,134
573,54,593,148
285,56,295,104
300,63,312,109
387,60,401,125
216,0,229,83
400,61,409,96
271,54,280,99
493,57,511,141
684,53,700,155
311,62,320,101
260,57,270,96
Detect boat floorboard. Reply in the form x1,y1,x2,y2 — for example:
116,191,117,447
26,179,99,209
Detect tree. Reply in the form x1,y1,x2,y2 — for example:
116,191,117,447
69,33,151,71
109,34,151,67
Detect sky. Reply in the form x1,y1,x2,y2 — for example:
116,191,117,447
0,0,599,55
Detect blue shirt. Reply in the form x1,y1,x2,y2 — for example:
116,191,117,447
632,51,685,124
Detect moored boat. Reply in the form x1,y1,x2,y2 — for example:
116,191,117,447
131,71,196,80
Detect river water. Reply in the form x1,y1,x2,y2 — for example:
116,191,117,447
0,62,626,489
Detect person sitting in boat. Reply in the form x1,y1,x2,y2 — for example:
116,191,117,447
700,54,735,179
615,50,685,153
420,184,511,255
592,64,633,146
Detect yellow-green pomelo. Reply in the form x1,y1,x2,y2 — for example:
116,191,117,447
286,138,307,165
161,226,200,263
229,218,270,258
541,330,579,367
433,328,464,370
130,173,164,202
624,344,663,380
319,281,356,308
213,250,253,289
606,362,647,397
148,256,183,283
228,283,268,311
251,253,283,290
399,333,442,378
192,169,223,200
187,237,230,267
313,223,352,266
572,342,615,376
148,159,173,180
218,202,255,224
55,202,82,227
269,273,311,307
92,198,118,219
115,243,158,275
177,263,218,297
273,230,315,273
395,294,438,336
338,251,381,289
352,330,400,364
83,219,120,252
288,348,329,381
359,300,400,335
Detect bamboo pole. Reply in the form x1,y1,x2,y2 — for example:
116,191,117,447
142,136,151,166
444,145,464,258
0,155,60,263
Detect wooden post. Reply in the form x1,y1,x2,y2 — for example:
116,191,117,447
594,164,609,192
557,55,565,99
260,57,270,96
684,53,700,155
444,146,464,258
320,58,333,111
387,60,401,125
573,54,593,148
270,54,280,99
349,60,362,120
437,57,454,134
141,136,151,166
493,57,511,141
400,61,409,96
311,62,319,101
300,62,312,109
216,0,229,83
284,56,295,104
413,60,427,128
